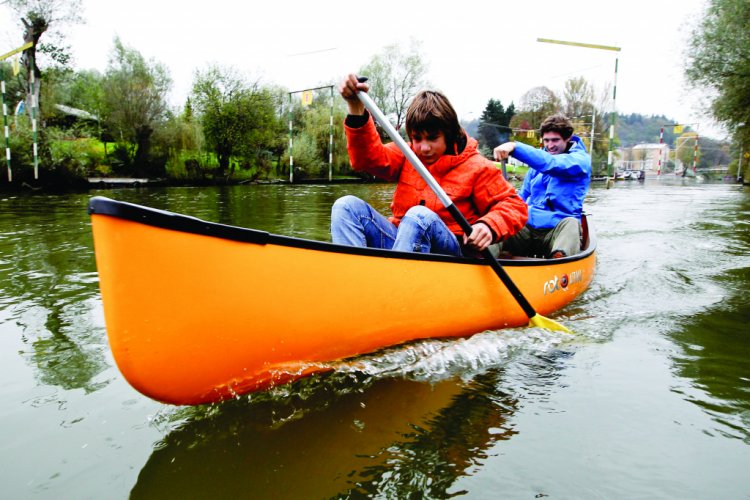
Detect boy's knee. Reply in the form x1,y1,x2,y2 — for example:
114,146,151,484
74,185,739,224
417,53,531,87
403,205,437,221
333,195,360,209
332,195,364,214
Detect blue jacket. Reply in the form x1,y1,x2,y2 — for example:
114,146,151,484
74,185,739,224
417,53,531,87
512,135,591,229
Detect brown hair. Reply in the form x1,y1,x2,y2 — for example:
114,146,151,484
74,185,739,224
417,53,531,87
405,90,466,154
540,114,574,140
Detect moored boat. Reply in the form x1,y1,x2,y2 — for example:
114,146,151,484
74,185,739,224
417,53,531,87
89,196,596,405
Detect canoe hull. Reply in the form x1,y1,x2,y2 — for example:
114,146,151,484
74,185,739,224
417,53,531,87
89,197,596,405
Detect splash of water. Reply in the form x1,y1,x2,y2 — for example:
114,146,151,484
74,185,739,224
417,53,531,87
331,327,569,384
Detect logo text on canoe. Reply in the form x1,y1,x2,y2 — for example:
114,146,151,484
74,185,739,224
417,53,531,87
544,270,583,295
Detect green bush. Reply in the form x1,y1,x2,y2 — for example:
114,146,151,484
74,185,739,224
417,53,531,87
281,133,325,180
48,135,109,178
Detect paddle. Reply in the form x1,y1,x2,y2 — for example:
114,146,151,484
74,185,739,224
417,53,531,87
353,78,571,333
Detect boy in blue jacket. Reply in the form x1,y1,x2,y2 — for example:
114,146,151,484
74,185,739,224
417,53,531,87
493,114,591,258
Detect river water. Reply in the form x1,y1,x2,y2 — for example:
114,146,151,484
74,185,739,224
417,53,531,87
1,180,748,498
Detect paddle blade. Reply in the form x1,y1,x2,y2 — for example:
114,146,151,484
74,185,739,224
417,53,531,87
528,314,573,334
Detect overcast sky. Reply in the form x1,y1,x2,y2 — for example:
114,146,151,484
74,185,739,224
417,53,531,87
0,0,723,138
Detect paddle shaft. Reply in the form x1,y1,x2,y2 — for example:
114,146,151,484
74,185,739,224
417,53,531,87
355,90,538,319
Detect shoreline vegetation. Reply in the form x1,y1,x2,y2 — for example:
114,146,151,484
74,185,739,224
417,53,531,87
2,38,743,194
1,0,747,194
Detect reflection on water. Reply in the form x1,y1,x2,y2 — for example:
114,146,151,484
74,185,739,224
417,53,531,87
665,190,750,443
1,182,749,498
671,269,750,443
131,369,522,499
0,195,107,393
130,325,574,498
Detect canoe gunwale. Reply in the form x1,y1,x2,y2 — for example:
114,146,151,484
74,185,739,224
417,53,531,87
88,196,596,267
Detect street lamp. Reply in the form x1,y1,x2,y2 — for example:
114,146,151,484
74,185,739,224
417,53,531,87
537,38,621,178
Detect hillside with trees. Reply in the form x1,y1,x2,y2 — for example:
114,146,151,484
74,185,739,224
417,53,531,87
616,113,685,147
617,113,731,170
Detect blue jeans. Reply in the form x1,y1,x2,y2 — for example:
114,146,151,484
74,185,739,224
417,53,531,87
330,195,463,256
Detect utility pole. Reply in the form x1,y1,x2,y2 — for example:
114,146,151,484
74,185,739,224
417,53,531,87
656,127,664,177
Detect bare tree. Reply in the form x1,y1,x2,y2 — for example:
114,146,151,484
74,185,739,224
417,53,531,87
359,40,429,133
102,37,171,175
510,86,561,143
563,77,594,120
3,0,83,114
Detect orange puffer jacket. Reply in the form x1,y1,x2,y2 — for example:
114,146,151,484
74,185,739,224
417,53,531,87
346,116,528,242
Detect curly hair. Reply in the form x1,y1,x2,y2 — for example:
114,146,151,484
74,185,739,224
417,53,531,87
540,114,574,140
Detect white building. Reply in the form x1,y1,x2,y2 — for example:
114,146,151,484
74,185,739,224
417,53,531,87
617,143,669,172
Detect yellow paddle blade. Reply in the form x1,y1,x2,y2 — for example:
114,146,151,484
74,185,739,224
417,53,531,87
528,314,573,334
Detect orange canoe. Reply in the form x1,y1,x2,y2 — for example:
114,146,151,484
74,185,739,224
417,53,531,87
89,196,596,405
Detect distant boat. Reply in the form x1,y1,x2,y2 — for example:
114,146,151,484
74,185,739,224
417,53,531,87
614,169,645,181
89,197,596,405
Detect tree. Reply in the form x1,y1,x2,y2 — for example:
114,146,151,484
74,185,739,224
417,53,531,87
152,99,205,179
192,65,284,178
59,69,105,115
562,76,609,172
293,89,348,178
3,0,82,116
508,86,561,148
563,76,594,121
685,0,750,145
477,98,515,154
101,37,172,175
43,68,106,138
514,86,561,132
359,40,429,133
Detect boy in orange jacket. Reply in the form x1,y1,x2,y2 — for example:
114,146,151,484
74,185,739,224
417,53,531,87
331,74,527,256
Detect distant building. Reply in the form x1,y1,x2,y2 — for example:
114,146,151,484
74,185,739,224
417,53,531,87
616,143,669,171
